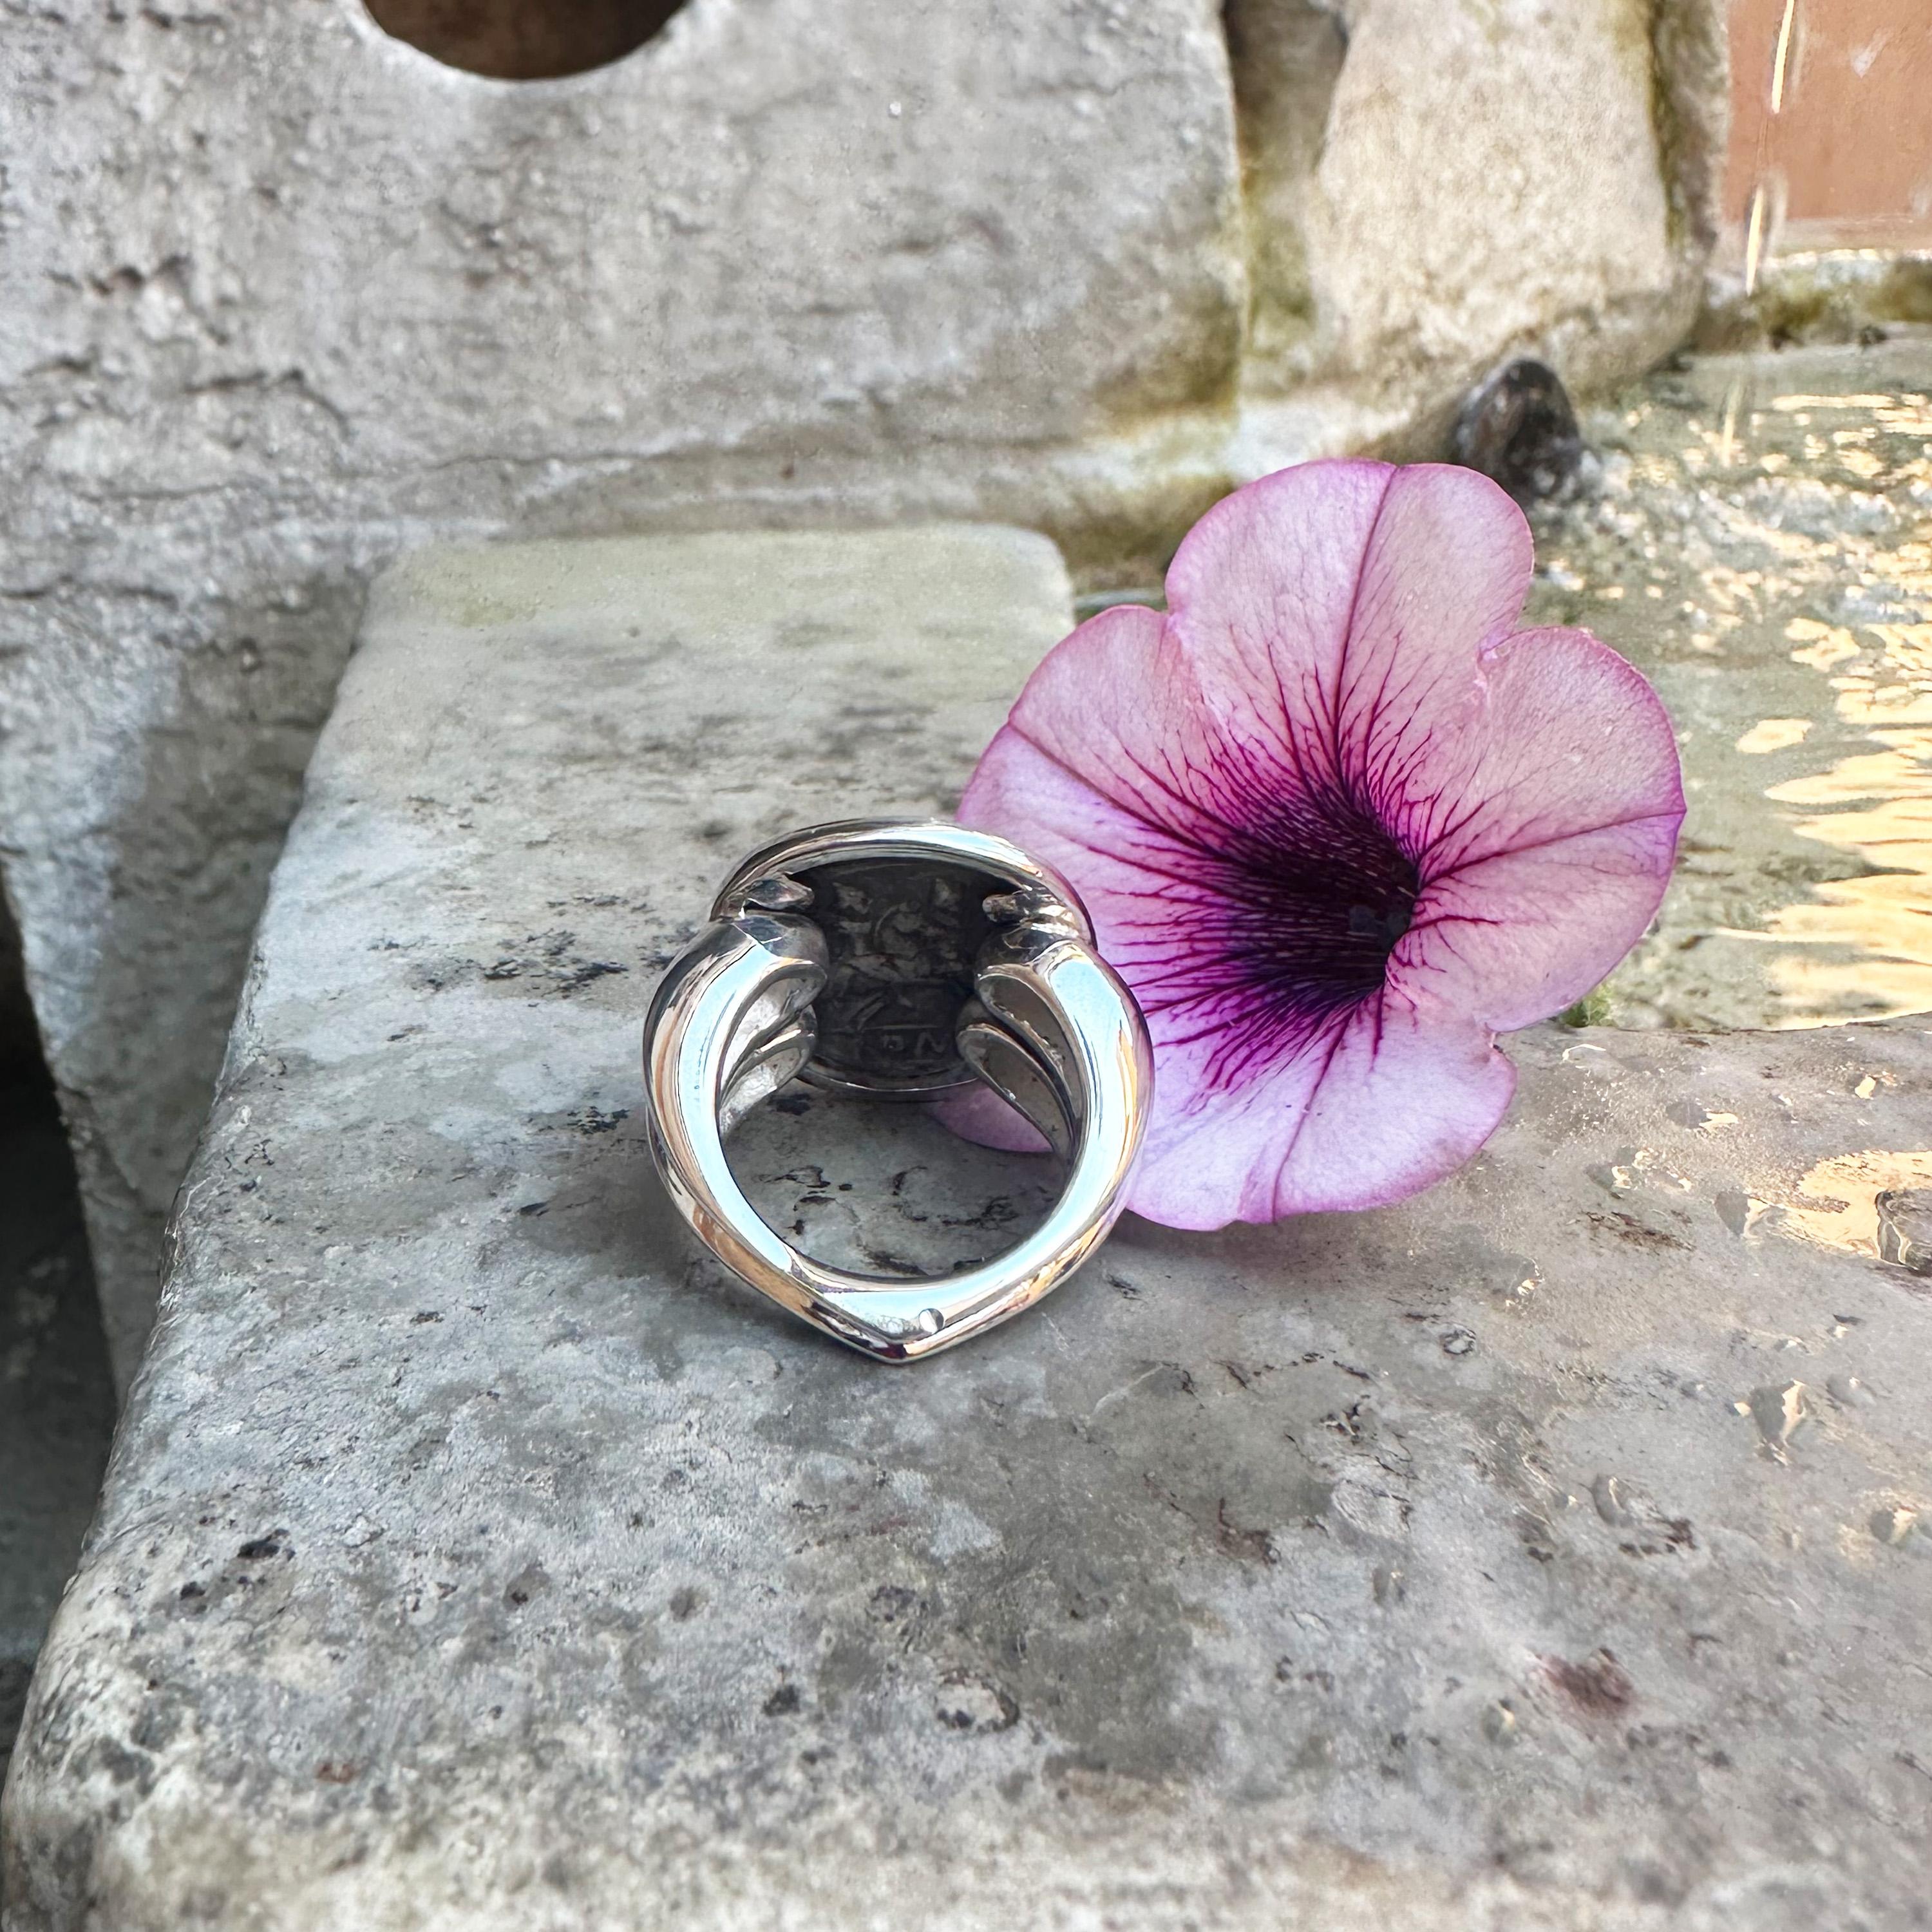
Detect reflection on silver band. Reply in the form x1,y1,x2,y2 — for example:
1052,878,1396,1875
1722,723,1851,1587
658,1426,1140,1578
643,820,1153,1361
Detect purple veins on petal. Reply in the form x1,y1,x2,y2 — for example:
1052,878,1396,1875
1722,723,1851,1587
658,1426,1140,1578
1109,746,1420,1090
953,458,1687,1230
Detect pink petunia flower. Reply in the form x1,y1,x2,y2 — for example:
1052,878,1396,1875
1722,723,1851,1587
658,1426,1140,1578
952,459,1685,1230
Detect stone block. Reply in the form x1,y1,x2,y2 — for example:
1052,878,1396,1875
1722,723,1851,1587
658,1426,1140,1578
0,1,1244,1384
5,529,1928,1929
1229,0,1728,462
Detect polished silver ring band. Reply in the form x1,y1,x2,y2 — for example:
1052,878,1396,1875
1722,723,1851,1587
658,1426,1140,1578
642,819,1153,1361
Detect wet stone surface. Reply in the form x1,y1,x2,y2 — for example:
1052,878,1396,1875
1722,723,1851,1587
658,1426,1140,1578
6,529,1932,1930
1525,331,1932,1030
1875,1186,1932,1273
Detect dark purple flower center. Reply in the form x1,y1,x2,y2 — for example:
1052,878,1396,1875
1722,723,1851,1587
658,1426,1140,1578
1122,761,1421,1086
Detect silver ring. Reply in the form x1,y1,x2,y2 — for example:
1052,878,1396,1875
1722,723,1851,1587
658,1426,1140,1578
642,819,1153,1361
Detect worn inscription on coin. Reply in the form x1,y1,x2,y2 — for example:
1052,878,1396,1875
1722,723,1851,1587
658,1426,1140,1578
798,857,997,1094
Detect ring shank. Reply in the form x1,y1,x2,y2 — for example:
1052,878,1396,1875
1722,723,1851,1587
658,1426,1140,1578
643,891,1151,1362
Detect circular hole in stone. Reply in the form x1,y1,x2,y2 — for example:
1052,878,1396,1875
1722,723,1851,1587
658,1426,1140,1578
365,0,689,80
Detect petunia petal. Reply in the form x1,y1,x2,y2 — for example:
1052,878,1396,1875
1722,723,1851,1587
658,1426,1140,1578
952,458,1685,1231
1392,627,1685,1029
960,721,1516,1225
958,676,1246,1027
1125,989,1517,1229
958,600,1226,849
1164,460,1534,798
930,1079,1052,1157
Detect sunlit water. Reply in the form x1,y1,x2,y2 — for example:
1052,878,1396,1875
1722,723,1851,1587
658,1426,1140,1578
1526,333,1932,1030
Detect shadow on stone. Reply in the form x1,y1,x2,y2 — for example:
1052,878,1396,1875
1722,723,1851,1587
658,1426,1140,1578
0,888,115,1786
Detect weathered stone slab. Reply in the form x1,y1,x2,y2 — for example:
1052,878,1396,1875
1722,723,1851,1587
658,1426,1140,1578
7,529,1930,1930
0,0,1245,1385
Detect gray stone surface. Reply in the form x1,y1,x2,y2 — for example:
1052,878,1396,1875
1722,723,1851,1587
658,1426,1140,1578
0,0,1245,1387
7,528,1931,1930
1227,0,1726,465
0,1,1735,1384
